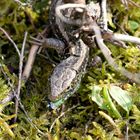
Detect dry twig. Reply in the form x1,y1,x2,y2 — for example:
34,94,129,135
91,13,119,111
99,111,123,137
112,33,140,44
14,32,27,122
49,105,78,132
101,0,108,30
92,21,140,84
22,28,48,80
0,27,20,57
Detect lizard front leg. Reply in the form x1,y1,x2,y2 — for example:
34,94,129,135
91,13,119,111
29,36,66,54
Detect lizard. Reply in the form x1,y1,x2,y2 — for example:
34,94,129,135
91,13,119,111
48,0,91,109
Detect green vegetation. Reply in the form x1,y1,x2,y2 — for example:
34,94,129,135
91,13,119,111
0,0,140,139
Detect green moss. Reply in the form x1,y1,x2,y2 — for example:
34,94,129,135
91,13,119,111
0,0,140,139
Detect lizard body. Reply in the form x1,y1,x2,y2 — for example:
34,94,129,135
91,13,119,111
49,39,89,109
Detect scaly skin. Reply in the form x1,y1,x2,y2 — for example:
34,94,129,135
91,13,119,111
49,0,69,43
49,39,89,109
